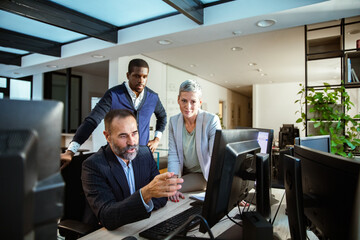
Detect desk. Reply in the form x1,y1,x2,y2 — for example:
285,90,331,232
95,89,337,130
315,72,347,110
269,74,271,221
80,189,317,240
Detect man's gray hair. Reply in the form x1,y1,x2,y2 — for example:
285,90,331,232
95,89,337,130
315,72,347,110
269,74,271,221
179,79,202,98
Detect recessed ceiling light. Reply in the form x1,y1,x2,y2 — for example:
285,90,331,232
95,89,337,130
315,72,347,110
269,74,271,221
190,64,196,68
46,65,58,68
256,68,263,72
248,62,257,66
232,30,242,36
261,73,267,77
157,39,172,45
347,29,360,35
91,54,105,59
13,72,19,75
209,73,214,77
256,19,276,28
231,47,242,51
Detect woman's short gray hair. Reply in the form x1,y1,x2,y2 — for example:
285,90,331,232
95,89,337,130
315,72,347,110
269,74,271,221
179,79,202,98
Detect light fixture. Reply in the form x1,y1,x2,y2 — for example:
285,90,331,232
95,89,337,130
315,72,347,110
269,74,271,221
91,54,105,59
232,30,242,36
256,68,263,72
230,47,242,51
209,73,214,77
189,64,196,68
248,62,257,66
347,29,360,35
157,39,172,45
13,72,19,75
261,73,267,77
46,65,58,68
256,19,276,28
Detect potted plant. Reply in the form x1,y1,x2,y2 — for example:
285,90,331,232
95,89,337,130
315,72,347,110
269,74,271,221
295,82,360,157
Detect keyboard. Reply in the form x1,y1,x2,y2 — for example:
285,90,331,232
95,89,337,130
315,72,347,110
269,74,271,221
139,205,202,240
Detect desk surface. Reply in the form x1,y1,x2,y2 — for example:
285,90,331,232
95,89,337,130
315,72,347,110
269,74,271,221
80,189,317,240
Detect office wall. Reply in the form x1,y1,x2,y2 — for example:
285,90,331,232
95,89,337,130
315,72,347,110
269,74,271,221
348,88,360,117
253,82,304,142
71,70,108,121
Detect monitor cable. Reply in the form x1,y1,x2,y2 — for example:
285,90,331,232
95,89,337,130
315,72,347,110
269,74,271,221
234,193,255,221
226,212,242,227
164,214,214,240
246,192,255,213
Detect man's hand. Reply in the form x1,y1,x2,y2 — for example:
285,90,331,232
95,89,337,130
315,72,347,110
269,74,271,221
141,172,184,203
60,150,75,170
147,137,160,153
168,191,185,202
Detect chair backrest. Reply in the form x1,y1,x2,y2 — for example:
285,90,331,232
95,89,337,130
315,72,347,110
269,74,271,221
61,153,94,221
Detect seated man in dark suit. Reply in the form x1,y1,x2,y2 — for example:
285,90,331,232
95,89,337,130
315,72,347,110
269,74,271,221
82,109,183,230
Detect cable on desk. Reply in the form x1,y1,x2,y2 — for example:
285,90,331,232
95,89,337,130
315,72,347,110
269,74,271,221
245,192,255,213
164,214,214,240
226,213,242,227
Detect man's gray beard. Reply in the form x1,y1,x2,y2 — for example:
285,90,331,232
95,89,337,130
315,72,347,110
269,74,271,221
112,143,139,161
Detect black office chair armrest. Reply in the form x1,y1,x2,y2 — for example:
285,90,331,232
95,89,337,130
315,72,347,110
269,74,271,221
58,219,95,237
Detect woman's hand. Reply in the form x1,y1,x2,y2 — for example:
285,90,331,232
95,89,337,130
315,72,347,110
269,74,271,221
168,191,185,202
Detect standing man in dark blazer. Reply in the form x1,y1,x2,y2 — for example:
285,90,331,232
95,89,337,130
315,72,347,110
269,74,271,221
81,109,183,230
61,58,167,169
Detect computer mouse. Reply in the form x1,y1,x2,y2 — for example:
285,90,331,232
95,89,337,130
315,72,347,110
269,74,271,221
122,236,137,240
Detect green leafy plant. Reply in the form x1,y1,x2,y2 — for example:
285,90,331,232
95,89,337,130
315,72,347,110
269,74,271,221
295,82,360,158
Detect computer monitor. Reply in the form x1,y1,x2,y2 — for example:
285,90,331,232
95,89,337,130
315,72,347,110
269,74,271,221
294,135,331,153
200,129,271,233
283,153,307,240
236,126,274,159
285,145,360,239
236,127,274,193
0,99,64,240
279,124,299,149
272,147,294,189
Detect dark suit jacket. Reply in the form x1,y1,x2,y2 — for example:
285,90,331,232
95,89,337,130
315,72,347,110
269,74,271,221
81,145,167,230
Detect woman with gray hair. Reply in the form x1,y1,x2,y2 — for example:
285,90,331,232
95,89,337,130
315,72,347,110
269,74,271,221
167,79,221,202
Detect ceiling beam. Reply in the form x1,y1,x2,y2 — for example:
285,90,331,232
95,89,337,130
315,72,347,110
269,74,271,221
163,0,203,25
0,0,118,43
0,28,61,57
0,51,22,66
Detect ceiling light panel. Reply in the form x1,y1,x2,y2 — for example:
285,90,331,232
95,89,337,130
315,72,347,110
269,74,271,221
50,0,177,26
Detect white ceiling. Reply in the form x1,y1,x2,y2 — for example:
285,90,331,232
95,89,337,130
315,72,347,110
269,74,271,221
145,26,306,96
1,0,359,97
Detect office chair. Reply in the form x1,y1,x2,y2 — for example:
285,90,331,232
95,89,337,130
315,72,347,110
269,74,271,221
58,152,97,240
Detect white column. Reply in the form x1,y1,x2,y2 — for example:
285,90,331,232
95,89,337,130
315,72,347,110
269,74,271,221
32,73,43,100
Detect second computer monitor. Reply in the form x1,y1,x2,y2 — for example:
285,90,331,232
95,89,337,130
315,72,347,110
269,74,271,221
286,145,360,239
200,129,271,233
294,135,331,153
236,126,274,159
